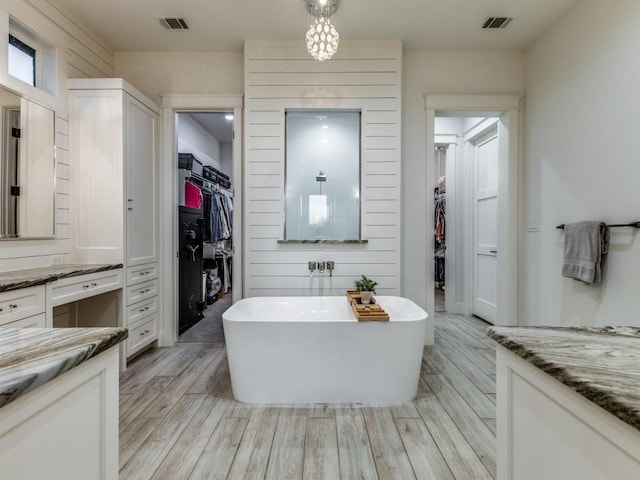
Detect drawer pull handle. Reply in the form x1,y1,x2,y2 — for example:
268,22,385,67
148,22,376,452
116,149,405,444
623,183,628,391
9,304,18,309
91,282,98,287
140,331,145,336
0,308,3,312
144,329,150,333
139,272,144,277
145,289,150,293
83,284,90,289
139,308,145,313
139,289,145,294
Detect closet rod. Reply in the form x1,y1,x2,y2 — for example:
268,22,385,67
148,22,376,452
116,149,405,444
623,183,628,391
185,170,233,194
556,222,640,230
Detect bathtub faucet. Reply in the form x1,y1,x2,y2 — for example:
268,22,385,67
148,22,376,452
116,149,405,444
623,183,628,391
308,261,317,277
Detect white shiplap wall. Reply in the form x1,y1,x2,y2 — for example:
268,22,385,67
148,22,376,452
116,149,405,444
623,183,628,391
0,0,114,271
244,41,402,296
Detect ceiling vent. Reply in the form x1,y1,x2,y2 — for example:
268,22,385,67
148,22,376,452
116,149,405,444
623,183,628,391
482,17,513,29
158,18,189,30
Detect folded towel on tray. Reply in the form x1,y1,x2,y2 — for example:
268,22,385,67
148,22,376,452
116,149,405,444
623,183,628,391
561,221,609,285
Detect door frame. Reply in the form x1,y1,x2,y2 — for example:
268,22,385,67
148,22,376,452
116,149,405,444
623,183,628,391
158,94,243,346
425,95,521,330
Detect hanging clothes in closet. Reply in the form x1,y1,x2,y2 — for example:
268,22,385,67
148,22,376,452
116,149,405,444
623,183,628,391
434,188,446,284
202,186,233,242
184,179,203,209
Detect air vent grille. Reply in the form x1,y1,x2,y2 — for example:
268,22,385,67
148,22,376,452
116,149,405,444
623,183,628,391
482,17,513,29
159,18,189,30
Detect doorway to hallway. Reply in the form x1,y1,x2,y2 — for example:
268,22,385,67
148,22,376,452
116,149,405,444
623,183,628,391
175,111,235,338
158,94,243,347
425,95,520,328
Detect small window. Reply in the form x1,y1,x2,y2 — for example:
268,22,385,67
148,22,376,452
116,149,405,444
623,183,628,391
8,34,36,87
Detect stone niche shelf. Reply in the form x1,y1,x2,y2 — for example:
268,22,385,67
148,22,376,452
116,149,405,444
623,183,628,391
277,239,368,244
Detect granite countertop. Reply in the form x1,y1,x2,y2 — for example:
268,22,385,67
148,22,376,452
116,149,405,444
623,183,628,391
277,239,368,244
488,325,640,432
0,263,123,292
0,327,128,408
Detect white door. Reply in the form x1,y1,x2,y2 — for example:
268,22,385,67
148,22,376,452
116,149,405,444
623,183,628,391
472,125,498,324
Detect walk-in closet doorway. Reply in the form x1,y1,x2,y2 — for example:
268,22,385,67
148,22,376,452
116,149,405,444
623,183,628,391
425,95,520,333
159,95,243,346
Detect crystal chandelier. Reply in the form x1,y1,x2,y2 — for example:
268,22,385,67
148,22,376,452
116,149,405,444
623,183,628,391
305,0,339,61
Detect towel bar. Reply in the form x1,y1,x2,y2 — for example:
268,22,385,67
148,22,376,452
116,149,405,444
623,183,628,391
556,222,640,230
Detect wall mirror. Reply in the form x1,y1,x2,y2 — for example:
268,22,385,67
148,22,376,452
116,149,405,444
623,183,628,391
285,110,361,241
0,86,55,238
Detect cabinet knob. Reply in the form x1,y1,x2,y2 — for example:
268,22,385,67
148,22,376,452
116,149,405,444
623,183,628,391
139,308,145,312
9,304,18,309
83,284,90,289
139,272,144,277
145,306,150,311
91,282,98,287
139,289,145,294
144,329,150,334
145,288,150,293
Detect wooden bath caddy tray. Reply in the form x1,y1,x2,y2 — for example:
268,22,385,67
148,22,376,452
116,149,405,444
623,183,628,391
346,290,390,322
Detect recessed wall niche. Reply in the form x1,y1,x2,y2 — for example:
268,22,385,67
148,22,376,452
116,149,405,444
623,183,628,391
284,109,361,241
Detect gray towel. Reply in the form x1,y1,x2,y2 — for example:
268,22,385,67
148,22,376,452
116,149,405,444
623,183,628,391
561,221,610,285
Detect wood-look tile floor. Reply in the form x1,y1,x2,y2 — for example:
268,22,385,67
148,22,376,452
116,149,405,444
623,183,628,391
119,313,496,479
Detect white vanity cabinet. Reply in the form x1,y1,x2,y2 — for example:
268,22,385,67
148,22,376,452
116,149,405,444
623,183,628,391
496,345,640,479
0,286,46,328
69,79,160,359
49,269,123,307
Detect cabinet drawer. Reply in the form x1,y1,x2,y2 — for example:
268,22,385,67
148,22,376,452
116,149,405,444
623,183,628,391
0,286,46,326
51,269,123,307
127,313,158,357
126,296,159,326
126,263,158,285
126,279,159,306
4,312,46,328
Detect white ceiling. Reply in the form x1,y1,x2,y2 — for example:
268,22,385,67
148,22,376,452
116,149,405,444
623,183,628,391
186,112,234,144
51,0,582,52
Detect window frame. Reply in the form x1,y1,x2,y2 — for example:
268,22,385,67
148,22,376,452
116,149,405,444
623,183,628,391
8,32,36,87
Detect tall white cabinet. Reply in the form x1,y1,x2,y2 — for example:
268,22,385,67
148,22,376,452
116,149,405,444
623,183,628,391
69,78,160,360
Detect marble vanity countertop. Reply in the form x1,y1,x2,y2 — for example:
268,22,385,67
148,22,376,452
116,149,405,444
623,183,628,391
0,263,123,292
0,327,127,408
487,325,640,431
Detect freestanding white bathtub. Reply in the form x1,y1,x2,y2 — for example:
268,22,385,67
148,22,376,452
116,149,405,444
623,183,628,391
222,296,428,404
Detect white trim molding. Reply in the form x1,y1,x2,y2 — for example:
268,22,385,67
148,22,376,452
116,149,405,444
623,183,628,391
161,94,243,110
425,94,521,113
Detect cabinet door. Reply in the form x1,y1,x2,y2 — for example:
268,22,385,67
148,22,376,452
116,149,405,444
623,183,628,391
125,94,158,266
70,89,124,264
